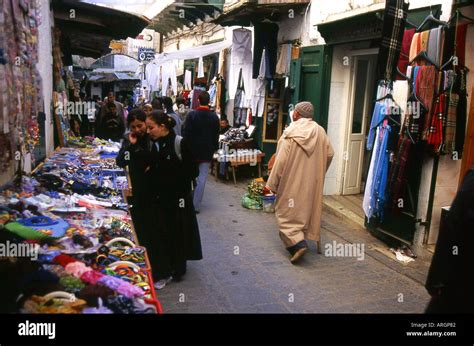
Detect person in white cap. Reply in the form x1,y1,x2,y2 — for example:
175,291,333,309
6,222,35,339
266,101,334,263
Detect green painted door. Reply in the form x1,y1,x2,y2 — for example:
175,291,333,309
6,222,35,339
291,45,332,131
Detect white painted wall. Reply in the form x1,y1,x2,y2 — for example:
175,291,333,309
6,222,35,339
278,3,323,46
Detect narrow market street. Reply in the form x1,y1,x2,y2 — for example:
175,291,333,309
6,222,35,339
157,177,431,313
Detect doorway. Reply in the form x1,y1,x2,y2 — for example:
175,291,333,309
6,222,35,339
342,53,377,195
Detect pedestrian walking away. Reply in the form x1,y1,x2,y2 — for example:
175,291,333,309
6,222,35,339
267,101,334,264
183,91,220,213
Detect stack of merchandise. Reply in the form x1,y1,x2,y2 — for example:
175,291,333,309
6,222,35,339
220,128,249,145
0,145,161,314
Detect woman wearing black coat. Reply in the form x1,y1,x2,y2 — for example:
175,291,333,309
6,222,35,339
116,109,150,238
144,110,202,289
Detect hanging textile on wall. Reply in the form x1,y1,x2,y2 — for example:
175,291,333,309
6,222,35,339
393,80,408,130
184,70,192,90
377,0,409,81
276,43,292,76
396,28,415,79
233,68,248,127
197,57,204,78
253,22,279,79
250,49,267,118
230,28,252,106
161,61,178,97
0,0,42,170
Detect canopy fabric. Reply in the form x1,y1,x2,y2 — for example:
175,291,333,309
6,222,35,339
151,40,231,66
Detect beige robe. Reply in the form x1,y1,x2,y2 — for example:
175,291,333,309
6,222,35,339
267,118,334,247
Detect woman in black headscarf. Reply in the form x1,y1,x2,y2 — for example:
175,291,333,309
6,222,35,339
116,109,150,238
143,110,202,289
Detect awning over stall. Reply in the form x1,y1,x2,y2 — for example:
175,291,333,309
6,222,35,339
148,0,224,36
52,0,150,58
214,0,310,27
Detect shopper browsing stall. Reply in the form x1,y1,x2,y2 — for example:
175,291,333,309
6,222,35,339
144,111,202,289
96,102,126,142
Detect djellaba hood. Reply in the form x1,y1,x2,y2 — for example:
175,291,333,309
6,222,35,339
282,117,319,156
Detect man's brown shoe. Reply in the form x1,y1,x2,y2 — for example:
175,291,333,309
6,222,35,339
290,247,308,264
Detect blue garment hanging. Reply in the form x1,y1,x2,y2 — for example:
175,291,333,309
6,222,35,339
374,125,391,221
367,102,385,150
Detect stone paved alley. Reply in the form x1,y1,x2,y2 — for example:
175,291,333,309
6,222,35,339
156,177,432,313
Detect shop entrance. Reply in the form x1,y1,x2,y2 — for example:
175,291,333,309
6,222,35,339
342,52,377,195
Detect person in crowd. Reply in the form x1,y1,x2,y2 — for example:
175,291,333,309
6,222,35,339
425,166,474,313
96,102,125,142
116,109,150,237
219,118,231,135
142,103,153,117
68,94,82,137
78,92,90,137
162,96,183,136
151,97,163,111
182,91,220,213
266,102,334,264
176,96,189,123
99,91,124,126
144,110,202,289
124,98,133,113
92,96,102,137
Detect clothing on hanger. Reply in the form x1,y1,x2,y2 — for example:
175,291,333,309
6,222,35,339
396,29,415,78
393,80,409,131
276,43,292,76
253,22,279,79
250,49,267,118
184,70,192,90
197,57,204,78
161,61,178,97
377,0,408,81
230,28,252,105
415,66,437,139
427,26,444,68
426,92,446,153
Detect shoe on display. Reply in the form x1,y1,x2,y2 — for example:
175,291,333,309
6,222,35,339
154,276,172,290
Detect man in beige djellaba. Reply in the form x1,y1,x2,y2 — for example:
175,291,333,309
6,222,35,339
267,101,334,264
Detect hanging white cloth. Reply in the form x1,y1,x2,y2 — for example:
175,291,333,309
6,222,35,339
393,80,409,133
197,57,204,78
276,43,291,76
250,48,267,118
152,40,232,66
184,70,192,90
161,61,178,97
230,28,253,107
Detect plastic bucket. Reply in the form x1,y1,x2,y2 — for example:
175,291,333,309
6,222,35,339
261,195,276,213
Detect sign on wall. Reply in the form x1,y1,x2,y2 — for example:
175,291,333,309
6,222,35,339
138,48,155,62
